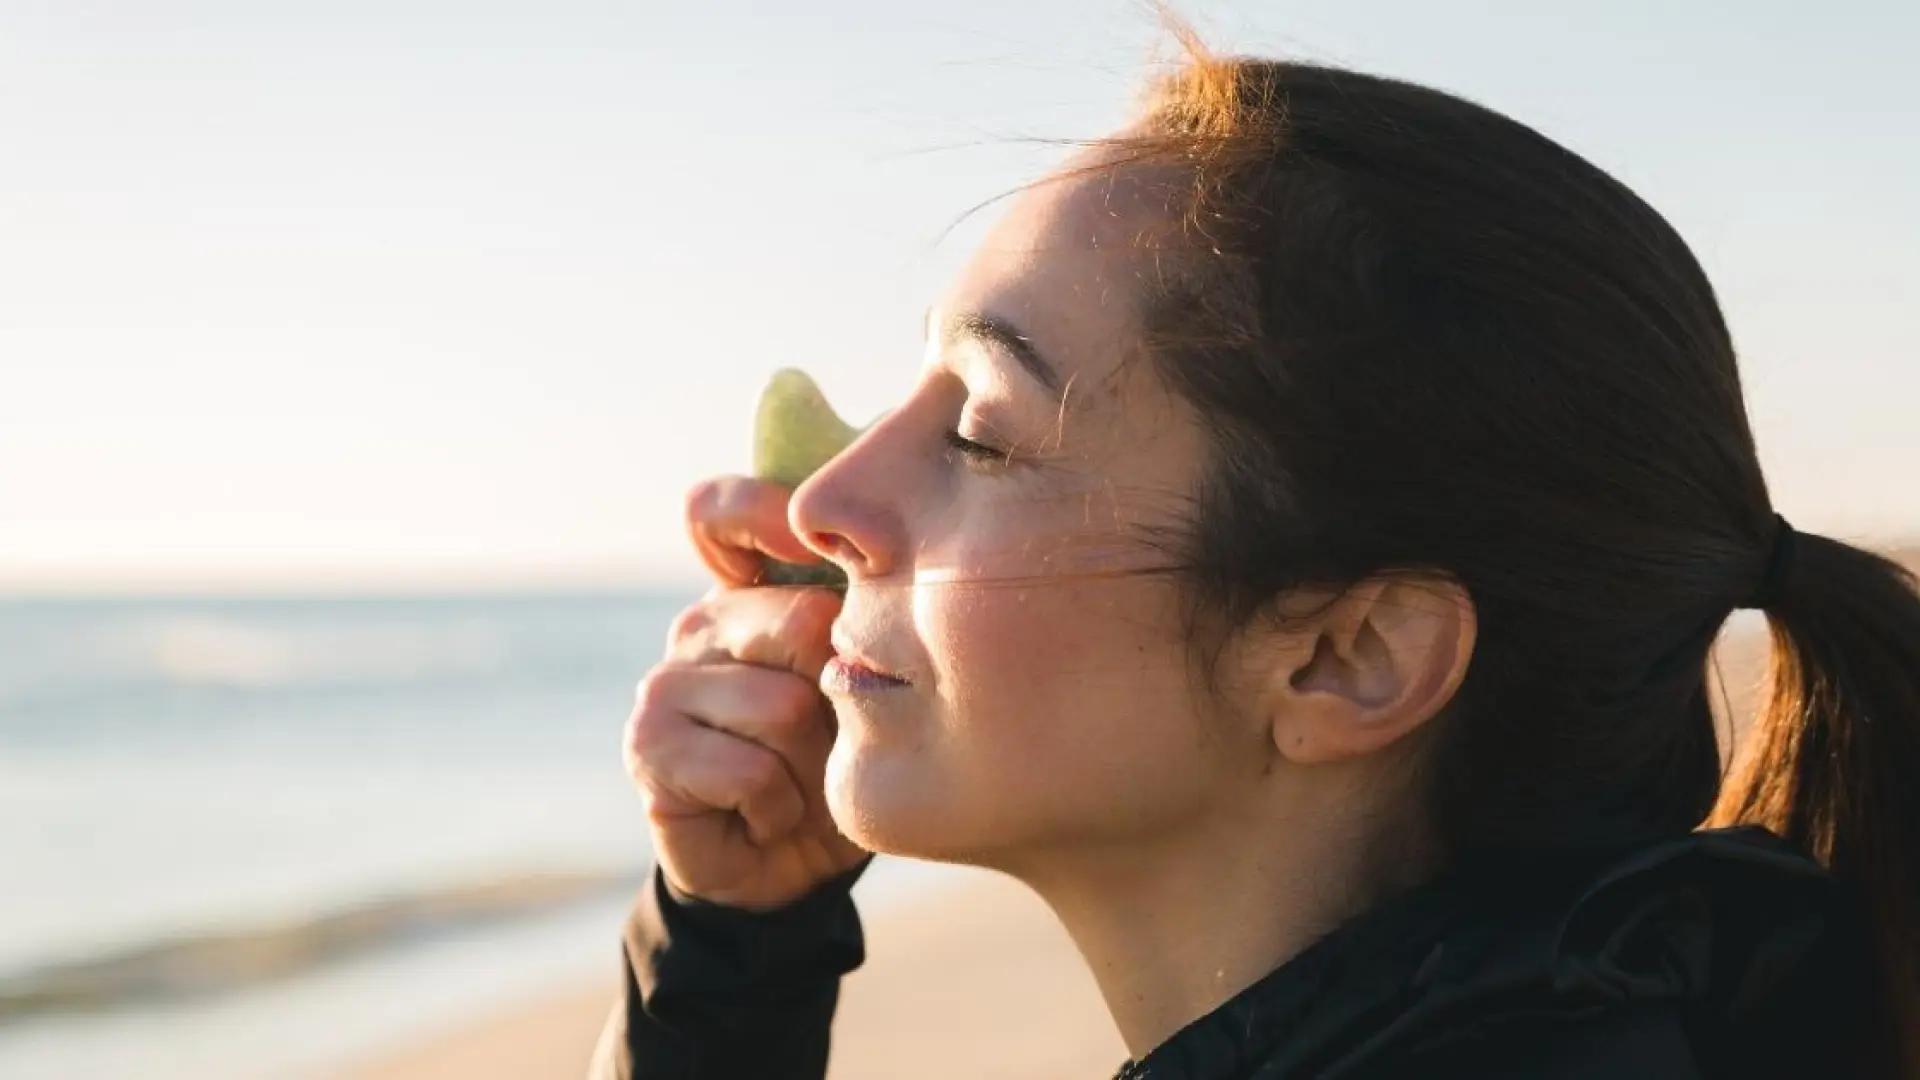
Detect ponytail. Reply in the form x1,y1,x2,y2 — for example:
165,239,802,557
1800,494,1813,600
1711,526,1920,1075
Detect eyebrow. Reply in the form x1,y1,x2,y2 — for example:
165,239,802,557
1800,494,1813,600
932,309,1062,395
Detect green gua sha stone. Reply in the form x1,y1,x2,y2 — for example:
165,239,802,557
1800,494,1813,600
752,368,861,587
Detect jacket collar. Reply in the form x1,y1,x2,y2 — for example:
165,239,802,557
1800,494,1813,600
1115,827,1847,1080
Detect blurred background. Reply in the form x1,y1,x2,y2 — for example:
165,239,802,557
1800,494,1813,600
1,2,1914,1077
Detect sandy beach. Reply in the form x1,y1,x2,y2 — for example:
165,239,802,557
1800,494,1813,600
338,866,1125,1080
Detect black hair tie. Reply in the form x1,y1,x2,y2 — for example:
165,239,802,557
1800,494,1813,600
1746,513,1798,611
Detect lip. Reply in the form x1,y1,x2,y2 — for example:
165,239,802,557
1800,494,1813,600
823,628,910,696
820,656,910,697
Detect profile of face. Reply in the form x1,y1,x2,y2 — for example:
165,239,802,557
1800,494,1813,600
790,153,1472,878
788,160,1223,871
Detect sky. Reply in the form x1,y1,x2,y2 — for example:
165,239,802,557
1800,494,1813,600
1,0,1914,593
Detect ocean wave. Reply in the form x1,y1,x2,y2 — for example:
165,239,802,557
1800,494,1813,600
0,594,682,724
0,868,638,1024
0,614,517,721
131,615,512,688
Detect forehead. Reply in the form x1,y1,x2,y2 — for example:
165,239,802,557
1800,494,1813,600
987,155,1185,263
941,159,1187,393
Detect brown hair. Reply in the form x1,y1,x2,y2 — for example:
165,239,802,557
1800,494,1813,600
1099,37,1920,1074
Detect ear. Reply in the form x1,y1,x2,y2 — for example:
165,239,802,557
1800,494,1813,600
1263,577,1476,765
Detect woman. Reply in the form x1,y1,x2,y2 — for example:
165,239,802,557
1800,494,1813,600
597,41,1920,1080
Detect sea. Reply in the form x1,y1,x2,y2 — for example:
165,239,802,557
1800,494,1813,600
0,591,954,1079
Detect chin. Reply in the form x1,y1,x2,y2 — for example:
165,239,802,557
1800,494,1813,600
824,736,994,865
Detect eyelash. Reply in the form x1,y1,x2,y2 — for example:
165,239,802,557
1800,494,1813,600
943,429,1016,471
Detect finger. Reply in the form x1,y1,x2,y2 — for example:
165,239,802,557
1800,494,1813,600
632,713,807,845
704,587,841,678
631,663,836,803
684,476,823,588
663,601,717,659
662,588,840,675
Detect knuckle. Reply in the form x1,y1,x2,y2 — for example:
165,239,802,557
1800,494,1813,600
629,748,664,793
628,717,687,791
631,665,684,720
665,604,713,650
727,625,781,669
624,705,662,762
625,697,656,742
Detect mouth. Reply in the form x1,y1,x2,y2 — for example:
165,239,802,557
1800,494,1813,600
823,631,911,696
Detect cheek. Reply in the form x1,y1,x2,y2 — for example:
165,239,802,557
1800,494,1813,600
917,493,1184,716
917,578,1222,835
925,582,1129,716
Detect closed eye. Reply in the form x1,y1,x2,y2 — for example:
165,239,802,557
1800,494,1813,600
944,429,1016,470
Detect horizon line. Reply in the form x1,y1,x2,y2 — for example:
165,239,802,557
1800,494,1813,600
6,531,1917,600
0,565,710,600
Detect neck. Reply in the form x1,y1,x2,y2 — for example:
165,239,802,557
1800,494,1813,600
1010,802,1384,1060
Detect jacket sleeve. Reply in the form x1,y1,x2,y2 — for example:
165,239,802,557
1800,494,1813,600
588,861,870,1080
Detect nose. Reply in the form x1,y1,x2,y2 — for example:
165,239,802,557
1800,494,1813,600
788,420,906,580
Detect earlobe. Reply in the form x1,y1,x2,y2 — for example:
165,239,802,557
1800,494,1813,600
1268,578,1476,765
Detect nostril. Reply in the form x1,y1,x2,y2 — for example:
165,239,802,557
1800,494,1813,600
808,532,856,564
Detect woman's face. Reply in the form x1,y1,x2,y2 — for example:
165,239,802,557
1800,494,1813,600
791,163,1274,870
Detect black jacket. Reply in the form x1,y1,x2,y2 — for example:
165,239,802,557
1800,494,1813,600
591,827,1869,1079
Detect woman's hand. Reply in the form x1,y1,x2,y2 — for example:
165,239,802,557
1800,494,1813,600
624,477,867,912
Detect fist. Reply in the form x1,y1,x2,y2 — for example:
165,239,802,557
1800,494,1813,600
624,478,867,911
